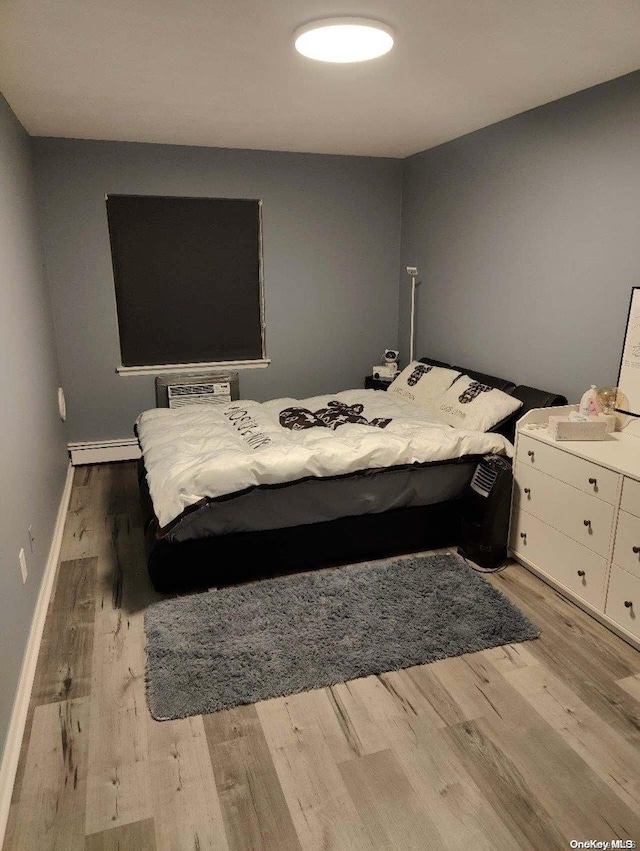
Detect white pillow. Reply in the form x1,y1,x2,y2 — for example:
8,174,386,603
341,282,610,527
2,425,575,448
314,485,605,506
431,375,522,432
387,361,461,408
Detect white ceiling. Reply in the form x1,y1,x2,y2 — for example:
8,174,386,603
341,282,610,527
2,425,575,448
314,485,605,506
1,0,639,158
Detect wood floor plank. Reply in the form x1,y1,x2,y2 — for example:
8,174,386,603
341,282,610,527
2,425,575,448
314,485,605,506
106,462,142,518
84,818,156,851
2,807,18,850
85,591,152,836
61,466,115,561
490,565,640,676
204,705,302,851
348,675,518,851
482,564,640,728
85,472,153,836
617,672,640,702
338,748,447,851
10,481,105,804
31,558,97,705
480,641,539,675
501,661,640,812
105,512,143,616
11,557,96,806
146,715,229,851
5,698,89,851
446,707,640,844
253,687,373,765
529,623,640,739
314,683,388,761
399,666,470,728
9,707,34,805
442,719,568,851
203,703,262,746
373,669,448,730
66,465,95,515
425,655,508,725
91,604,142,710
488,568,640,743
257,693,373,850
84,700,152,836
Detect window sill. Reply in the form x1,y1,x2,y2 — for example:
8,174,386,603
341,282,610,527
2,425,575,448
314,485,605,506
117,358,271,376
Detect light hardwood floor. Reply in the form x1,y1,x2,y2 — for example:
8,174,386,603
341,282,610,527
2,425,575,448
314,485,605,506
4,462,640,850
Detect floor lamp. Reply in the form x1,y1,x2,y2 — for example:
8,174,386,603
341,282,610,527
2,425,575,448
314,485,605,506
407,266,420,362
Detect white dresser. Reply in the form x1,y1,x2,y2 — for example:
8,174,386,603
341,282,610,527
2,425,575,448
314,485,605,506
510,406,640,649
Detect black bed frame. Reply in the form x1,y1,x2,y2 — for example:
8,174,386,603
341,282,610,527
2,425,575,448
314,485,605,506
141,357,567,593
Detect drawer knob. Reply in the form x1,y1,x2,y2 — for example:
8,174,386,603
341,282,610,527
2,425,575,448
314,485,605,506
624,600,633,609
527,450,535,459
520,532,527,541
588,477,597,486
524,488,531,497
577,570,586,577
583,519,592,529
633,546,640,554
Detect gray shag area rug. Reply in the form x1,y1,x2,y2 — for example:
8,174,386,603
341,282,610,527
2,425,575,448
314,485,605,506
144,553,539,720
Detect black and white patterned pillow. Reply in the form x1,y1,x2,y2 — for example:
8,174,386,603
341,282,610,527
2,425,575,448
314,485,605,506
387,361,461,409
432,375,522,432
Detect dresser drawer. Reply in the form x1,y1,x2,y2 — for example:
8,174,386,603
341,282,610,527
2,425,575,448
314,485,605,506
516,434,619,504
513,463,614,557
612,510,640,579
605,565,640,641
510,508,607,610
621,477,640,519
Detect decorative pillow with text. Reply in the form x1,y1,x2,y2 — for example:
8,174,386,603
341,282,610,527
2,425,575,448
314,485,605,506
387,361,461,409
432,375,522,432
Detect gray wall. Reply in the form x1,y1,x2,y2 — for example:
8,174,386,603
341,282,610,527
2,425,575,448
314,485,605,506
400,71,640,403
34,139,403,442
0,96,67,758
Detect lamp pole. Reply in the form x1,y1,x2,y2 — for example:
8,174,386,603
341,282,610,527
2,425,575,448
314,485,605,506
406,266,419,362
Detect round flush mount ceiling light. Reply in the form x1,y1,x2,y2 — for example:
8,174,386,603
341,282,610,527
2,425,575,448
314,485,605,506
294,17,394,63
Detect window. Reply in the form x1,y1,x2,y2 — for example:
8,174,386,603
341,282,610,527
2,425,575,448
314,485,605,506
106,194,268,375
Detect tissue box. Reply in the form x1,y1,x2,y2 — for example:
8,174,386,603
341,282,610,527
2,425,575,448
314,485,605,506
597,413,617,433
548,416,607,441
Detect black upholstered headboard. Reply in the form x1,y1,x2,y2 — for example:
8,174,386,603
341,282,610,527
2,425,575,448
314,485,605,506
419,356,567,441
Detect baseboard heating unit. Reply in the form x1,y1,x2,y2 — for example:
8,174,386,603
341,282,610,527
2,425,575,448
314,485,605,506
68,438,141,465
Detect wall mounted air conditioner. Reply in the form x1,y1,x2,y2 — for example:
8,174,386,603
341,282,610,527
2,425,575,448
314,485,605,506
155,372,240,408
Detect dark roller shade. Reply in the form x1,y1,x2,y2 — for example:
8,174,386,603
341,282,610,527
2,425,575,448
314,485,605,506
106,195,264,367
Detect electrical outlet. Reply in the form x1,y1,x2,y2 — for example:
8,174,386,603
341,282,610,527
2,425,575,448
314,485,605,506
19,548,28,583
28,524,35,553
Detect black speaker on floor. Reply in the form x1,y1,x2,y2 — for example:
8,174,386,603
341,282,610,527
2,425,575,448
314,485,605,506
458,455,513,570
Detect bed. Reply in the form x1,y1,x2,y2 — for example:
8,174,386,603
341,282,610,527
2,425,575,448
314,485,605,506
137,357,566,592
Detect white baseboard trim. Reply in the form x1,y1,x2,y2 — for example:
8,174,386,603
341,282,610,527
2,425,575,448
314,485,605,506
0,462,74,848
68,438,141,465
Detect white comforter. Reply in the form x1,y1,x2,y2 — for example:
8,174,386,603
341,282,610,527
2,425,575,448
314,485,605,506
137,389,514,528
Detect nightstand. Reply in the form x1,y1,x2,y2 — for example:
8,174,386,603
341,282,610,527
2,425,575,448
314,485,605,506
365,376,393,391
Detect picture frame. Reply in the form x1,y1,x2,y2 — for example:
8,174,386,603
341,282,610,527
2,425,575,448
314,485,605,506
616,286,640,417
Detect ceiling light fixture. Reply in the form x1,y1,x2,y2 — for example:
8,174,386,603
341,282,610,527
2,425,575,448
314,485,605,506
294,17,394,63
